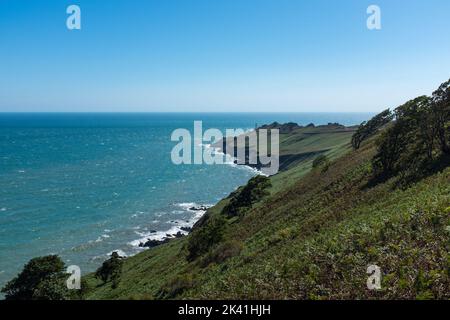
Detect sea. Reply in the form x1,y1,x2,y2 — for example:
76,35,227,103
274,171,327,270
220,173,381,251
0,112,373,289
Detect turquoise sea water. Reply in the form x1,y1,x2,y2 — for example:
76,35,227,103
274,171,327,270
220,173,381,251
0,112,373,288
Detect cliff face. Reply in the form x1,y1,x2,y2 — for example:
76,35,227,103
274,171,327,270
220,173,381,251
84,122,449,300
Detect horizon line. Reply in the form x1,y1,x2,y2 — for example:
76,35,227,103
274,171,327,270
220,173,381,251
0,111,377,114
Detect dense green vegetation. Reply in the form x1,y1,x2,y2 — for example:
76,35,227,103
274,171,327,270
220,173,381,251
95,252,124,289
1,255,72,300
372,83,449,185
186,214,227,262
222,175,272,217
351,109,393,150
3,79,449,300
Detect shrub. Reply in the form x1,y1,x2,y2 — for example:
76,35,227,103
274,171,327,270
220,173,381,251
187,214,227,261
200,240,243,267
268,227,297,245
222,175,272,217
312,154,328,168
157,273,195,299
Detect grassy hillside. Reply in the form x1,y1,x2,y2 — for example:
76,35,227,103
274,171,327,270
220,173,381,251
5,87,447,300
217,123,356,192
83,119,449,299
269,124,355,192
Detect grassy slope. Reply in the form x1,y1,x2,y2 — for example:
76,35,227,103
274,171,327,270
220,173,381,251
84,127,449,300
271,125,354,192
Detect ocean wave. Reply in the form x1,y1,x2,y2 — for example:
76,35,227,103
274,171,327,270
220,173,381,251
202,143,265,176
94,233,111,243
72,233,112,252
177,202,197,209
177,202,213,211
128,202,212,248
128,225,188,247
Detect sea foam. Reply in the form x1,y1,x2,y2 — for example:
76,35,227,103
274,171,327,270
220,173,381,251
128,202,211,248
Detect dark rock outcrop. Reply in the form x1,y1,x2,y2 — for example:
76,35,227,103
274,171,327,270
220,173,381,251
139,238,171,248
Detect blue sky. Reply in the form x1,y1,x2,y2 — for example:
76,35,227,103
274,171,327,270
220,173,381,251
0,0,449,112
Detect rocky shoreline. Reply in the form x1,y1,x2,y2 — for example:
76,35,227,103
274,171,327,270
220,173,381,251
138,205,210,248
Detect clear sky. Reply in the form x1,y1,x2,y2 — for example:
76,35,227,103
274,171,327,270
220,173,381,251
0,0,449,112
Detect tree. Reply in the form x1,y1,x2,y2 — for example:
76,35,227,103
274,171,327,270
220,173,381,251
352,109,393,149
430,79,450,155
95,252,124,289
373,97,429,176
371,79,450,182
1,255,69,300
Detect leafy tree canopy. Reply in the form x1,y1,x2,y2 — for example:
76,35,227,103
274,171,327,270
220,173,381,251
1,255,70,300
95,252,124,289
